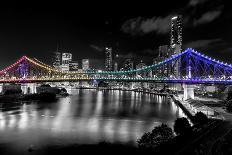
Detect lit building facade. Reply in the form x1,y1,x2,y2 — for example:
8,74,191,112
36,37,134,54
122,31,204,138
136,60,147,77
52,52,61,70
124,59,134,71
158,45,170,58
105,47,113,71
82,59,89,71
61,53,72,71
114,54,119,71
152,45,171,77
170,15,182,52
170,15,183,78
69,61,79,71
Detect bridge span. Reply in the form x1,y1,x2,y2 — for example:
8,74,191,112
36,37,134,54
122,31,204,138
0,48,232,100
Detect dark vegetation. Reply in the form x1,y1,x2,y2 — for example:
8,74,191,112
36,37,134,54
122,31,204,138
226,91,232,112
22,92,57,102
174,117,192,135
136,112,214,154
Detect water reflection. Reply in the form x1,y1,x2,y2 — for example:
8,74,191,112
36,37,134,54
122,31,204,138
0,89,186,151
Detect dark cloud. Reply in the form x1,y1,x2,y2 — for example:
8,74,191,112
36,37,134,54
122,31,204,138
193,10,222,26
188,0,209,6
121,0,224,36
90,44,104,52
118,53,137,59
121,15,172,36
184,38,224,49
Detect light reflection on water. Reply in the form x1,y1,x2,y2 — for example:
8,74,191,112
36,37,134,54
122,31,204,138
0,89,186,152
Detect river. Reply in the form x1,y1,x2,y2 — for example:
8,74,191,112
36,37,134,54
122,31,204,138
0,89,186,154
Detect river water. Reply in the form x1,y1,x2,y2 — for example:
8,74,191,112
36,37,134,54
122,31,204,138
0,89,186,154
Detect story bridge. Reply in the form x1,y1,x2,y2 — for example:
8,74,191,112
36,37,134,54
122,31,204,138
1,48,232,99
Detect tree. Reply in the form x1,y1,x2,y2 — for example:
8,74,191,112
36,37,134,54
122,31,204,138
137,124,174,150
174,117,191,135
194,112,208,125
227,91,232,101
226,100,232,113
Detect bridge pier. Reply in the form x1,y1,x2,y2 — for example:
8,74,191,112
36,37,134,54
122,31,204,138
0,84,3,93
21,83,37,94
183,84,195,100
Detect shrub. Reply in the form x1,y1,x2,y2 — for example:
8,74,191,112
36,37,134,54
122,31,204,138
174,117,192,135
194,112,208,125
137,124,174,150
226,100,232,113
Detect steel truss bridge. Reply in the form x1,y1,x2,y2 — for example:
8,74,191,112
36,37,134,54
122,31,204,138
1,48,232,84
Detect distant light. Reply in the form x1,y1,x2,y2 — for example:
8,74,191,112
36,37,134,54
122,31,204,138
172,16,178,20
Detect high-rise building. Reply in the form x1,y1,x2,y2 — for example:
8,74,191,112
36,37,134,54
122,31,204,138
52,43,62,70
170,15,182,53
61,53,72,71
52,52,61,69
114,54,119,71
82,59,89,71
124,59,133,71
158,45,170,57
69,61,79,71
136,60,146,77
105,47,113,71
114,62,118,72
170,15,183,77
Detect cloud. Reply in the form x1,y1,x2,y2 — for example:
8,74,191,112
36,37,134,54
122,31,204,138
121,15,172,35
121,0,224,36
118,52,137,59
188,0,209,6
193,10,222,26
90,44,104,52
184,38,224,49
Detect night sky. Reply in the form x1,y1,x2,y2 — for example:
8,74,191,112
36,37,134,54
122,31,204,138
0,0,231,69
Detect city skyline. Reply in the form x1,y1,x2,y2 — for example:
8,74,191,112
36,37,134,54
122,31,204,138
1,2,232,154
0,1,230,69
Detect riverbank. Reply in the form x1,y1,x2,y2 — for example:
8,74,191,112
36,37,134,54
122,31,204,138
0,92,57,104
172,95,224,120
14,143,143,155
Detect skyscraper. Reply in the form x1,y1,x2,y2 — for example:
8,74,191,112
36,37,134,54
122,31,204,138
124,59,133,71
61,53,72,71
82,59,89,71
114,54,119,71
105,47,113,71
69,61,79,71
53,52,61,69
170,15,182,53
158,45,170,57
52,42,62,70
136,60,146,77
170,15,183,77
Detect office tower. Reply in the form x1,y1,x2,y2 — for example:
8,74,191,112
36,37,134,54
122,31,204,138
69,61,79,71
114,54,119,71
61,53,72,71
82,59,89,71
170,15,182,52
158,45,170,57
124,59,134,71
136,60,146,77
105,47,113,71
52,52,61,70
170,15,183,77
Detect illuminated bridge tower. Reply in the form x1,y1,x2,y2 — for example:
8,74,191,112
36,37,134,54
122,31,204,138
170,15,182,78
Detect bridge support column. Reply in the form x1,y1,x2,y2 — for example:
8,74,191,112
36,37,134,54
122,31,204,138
183,84,195,100
21,83,37,94
0,84,3,93
129,82,135,89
